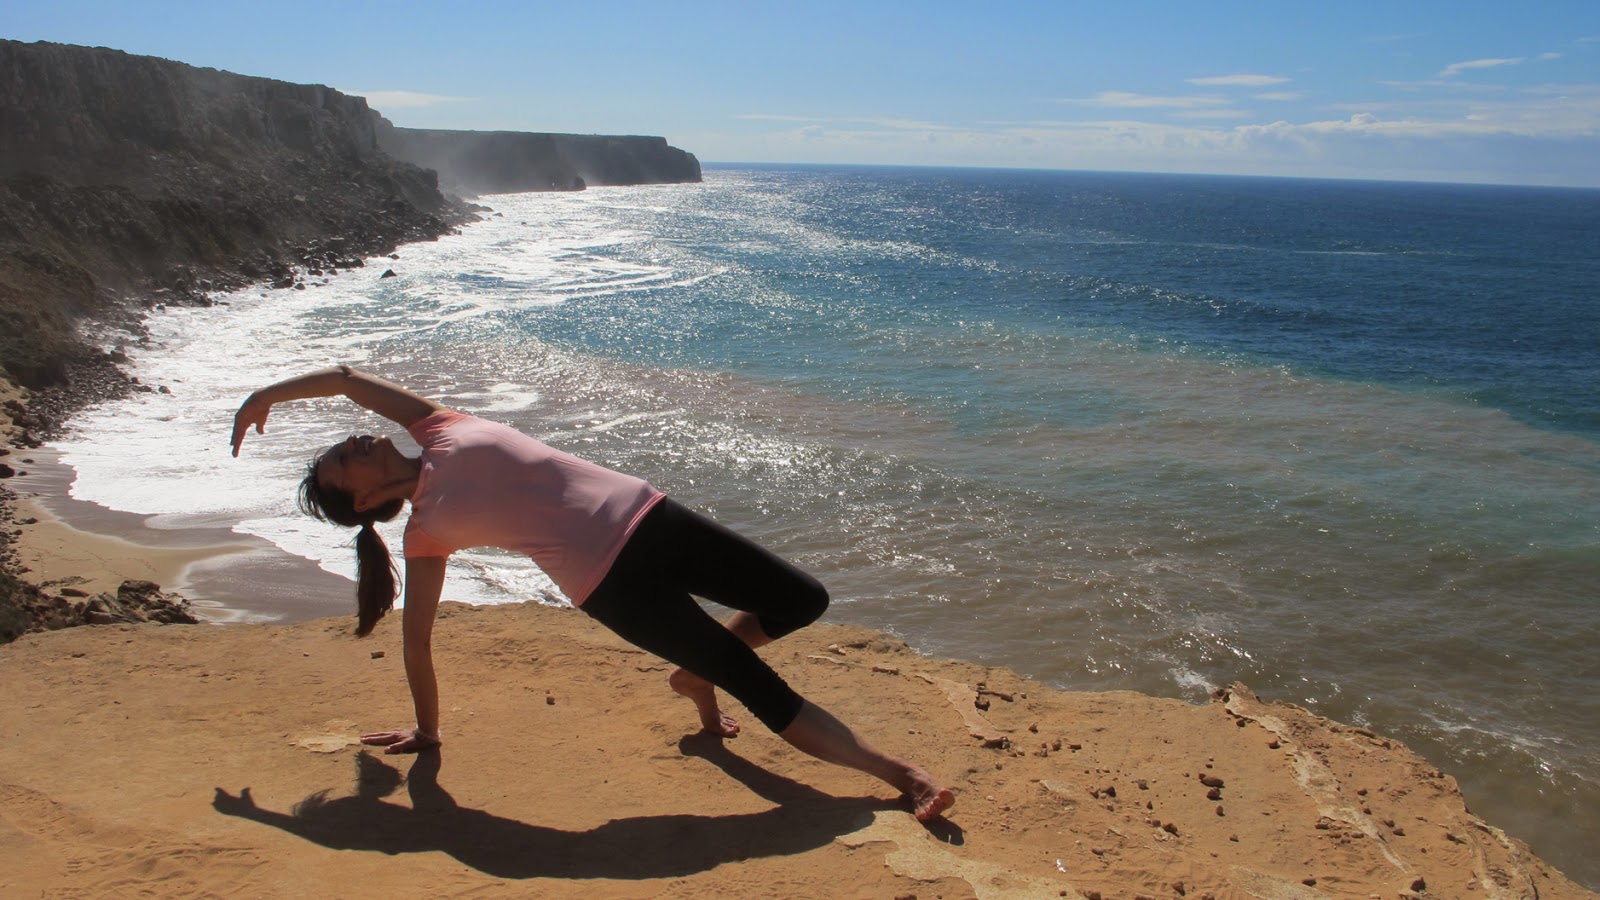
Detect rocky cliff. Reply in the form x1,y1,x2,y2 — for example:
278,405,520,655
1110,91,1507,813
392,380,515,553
0,39,468,393
373,117,702,196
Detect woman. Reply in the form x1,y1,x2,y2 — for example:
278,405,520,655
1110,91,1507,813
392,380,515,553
230,365,955,822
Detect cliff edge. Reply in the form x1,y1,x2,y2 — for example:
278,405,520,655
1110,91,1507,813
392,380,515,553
372,116,702,196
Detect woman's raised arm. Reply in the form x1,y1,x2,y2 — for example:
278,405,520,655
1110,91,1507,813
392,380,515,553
230,365,447,456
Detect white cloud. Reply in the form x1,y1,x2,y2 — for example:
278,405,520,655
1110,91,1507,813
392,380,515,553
692,111,1598,186
1059,91,1230,109
1187,74,1290,87
1381,79,1506,91
1539,52,1563,61
737,113,818,122
840,116,953,131
699,82,1600,186
348,90,476,109
1254,92,1304,101
1437,57,1524,78
1174,108,1252,120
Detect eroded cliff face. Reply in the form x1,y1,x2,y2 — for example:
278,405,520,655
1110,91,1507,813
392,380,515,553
372,116,702,196
0,39,466,391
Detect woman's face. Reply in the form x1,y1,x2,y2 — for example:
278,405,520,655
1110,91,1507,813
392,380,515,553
316,434,398,498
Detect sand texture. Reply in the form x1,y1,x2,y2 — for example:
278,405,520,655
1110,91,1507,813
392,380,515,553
2,601,1591,900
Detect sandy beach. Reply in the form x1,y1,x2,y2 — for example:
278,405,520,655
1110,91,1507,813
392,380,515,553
1,478,1593,898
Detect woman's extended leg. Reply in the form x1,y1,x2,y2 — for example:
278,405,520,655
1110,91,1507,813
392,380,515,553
780,701,956,821
582,500,953,819
583,585,953,819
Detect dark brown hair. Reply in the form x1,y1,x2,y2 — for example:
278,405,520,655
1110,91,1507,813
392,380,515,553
298,447,405,636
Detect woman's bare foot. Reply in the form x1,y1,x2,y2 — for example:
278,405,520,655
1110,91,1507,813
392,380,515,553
907,769,956,822
668,667,741,737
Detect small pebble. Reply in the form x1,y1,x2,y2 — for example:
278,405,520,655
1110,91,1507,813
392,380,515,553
546,695,556,705
1301,876,1317,886
370,650,385,659
1199,774,1225,788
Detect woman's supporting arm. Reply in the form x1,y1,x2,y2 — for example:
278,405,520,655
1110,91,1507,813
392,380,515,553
401,555,447,738
360,554,448,754
231,365,447,456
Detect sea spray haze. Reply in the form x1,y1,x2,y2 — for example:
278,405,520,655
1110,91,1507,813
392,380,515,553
60,166,1600,888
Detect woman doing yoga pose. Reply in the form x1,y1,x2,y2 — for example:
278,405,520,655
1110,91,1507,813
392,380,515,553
230,365,954,822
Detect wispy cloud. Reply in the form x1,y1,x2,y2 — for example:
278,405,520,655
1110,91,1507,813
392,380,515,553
1381,79,1508,91
707,99,1600,185
1187,74,1290,87
1539,52,1563,60
349,90,477,109
1437,57,1524,78
739,114,960,132
1174,108,1252,120
1058,91,1230,109
1254,92,1304,101
737,113,818,122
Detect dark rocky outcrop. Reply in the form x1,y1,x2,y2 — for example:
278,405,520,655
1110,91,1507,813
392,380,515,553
373,116,701,197
0,573,197,641
0,38,472,395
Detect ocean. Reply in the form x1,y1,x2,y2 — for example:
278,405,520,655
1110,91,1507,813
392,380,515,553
55,165,1600,887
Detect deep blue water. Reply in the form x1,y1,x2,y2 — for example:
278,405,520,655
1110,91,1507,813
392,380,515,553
698,166,1600,440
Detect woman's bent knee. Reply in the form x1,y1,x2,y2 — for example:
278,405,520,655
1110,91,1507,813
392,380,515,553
760,576,829,640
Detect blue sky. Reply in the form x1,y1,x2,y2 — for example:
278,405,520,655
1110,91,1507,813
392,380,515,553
7,1,1599,185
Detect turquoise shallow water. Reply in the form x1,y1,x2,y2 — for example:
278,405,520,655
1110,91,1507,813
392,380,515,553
60,166,1600,886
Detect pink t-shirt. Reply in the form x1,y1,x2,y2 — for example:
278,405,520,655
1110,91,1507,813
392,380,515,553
404,410,665,605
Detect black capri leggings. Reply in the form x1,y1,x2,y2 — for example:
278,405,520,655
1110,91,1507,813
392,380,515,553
580,498,829,733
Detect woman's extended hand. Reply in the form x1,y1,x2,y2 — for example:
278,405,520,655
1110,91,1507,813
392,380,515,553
230,392,272,457
360,727,442,755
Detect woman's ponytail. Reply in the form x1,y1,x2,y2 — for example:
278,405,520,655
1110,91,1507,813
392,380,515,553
299,454,406,637
353,522,399,637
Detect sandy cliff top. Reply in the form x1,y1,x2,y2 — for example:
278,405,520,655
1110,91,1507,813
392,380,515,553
2,601,1588,899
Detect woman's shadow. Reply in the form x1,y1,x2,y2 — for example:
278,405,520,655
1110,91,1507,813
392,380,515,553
213,734,945,880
